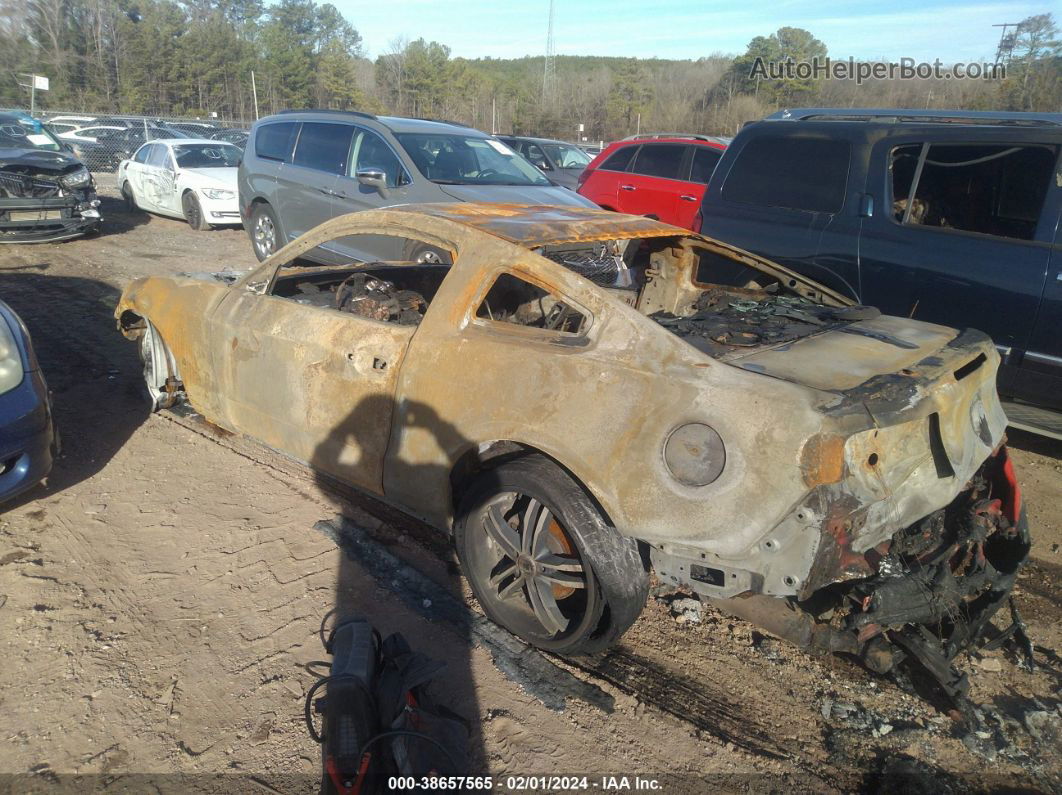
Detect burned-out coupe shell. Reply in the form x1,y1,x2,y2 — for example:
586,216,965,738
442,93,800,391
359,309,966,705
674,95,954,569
115,204,1028,698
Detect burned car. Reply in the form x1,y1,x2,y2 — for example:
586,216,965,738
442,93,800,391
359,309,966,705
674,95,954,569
0,113,101,242
115,204,1029,712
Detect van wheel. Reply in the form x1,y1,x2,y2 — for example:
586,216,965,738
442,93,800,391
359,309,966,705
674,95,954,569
403,241,452,265
455,454,647,655
251,203,280,261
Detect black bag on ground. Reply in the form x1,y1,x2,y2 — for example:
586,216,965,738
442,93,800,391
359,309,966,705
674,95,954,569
306,617,470,795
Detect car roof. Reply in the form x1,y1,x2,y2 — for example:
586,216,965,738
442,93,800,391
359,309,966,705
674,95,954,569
499,135,576,145
376,116,485,135
384,202,685,246
764,107,1062,127
158,137,239,147
614,136,726,149
260,110,484,136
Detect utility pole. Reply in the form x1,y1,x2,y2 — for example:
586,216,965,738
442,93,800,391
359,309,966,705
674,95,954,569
251,70,260,120
992,22,1020,63
542,0,556,101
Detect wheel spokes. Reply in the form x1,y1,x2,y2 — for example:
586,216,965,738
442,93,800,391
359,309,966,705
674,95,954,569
521,498,550,554
536,554,586,589
526,576,569,635
484,503,521,559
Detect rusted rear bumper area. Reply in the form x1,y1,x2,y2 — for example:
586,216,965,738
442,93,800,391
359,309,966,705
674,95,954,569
712,444,1029,716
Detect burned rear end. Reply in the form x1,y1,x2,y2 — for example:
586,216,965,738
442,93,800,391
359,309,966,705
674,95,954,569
639,235,1031,717
0,149,101,243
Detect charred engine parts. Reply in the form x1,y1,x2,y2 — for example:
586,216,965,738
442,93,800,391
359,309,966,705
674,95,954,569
652,287,880,357
334,273,426,326
540,240,634,288
710,447,1030,724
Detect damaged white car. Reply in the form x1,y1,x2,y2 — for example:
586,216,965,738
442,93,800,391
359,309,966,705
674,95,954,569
117,139,242,230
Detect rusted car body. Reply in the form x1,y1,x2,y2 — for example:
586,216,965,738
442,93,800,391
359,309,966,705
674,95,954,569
115,204,1028,708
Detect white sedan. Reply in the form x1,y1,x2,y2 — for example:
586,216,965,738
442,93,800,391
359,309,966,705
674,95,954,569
117,138,242,230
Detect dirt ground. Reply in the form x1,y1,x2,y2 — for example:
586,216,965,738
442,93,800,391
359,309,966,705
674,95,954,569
0,177,1059,793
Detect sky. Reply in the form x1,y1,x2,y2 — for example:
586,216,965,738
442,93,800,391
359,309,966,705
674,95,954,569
331,0,1049,63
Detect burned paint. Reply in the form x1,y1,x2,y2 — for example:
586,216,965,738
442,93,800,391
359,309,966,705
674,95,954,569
114,203,1029,685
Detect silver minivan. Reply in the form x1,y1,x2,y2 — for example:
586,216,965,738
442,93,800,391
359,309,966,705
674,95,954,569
237,111,597,262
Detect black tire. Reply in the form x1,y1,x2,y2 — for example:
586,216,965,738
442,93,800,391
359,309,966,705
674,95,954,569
454,454,647,655
182,191,211,231
121,181,138,213
403,241,453,265
250,202,281,261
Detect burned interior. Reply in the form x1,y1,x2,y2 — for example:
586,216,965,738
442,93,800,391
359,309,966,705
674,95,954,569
272,264,446,326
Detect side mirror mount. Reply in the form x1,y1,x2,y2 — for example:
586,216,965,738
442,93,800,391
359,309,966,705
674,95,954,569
356,168,390,199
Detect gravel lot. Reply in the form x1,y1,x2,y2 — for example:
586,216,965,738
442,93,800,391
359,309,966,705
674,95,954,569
0,177,1059,792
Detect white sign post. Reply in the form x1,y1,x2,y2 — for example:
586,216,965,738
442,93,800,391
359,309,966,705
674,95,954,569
21,74,49,114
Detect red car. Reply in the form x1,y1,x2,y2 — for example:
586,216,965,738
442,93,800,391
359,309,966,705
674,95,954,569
576,134,727,230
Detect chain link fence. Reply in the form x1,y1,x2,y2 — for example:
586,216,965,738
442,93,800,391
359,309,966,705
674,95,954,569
7,108,252,175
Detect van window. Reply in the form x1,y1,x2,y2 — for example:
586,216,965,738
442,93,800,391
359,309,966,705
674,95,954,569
255,121,298,162
891,143,1056,241
722,136,851,213
293,122,353,175
349,129,405,187
600,145,638,172
631,144,686,180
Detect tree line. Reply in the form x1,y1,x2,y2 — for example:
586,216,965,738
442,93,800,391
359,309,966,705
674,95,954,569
1,0,1058,141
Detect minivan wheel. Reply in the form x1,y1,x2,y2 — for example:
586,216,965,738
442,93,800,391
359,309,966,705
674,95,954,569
455,454,647,655
251,203,280,261
403,241,453,265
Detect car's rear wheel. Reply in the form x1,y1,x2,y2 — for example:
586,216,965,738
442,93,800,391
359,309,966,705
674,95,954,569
455,454,647,654
250,203,280,261
182,191,211,231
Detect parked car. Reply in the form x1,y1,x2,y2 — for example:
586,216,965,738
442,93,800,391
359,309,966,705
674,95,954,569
698,108,1062,436
496,135,592,190
115,203,1027,714
117,139,242,230
210,128,249,149
168,121,220,137
238,110,596,262
43,114,97,128
0,299,58,503
72,125,190,171
0,112,101,242
57,124,125,144
577,134,726,230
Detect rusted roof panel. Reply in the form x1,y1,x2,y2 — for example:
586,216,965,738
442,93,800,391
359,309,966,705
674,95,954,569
381,203,686,246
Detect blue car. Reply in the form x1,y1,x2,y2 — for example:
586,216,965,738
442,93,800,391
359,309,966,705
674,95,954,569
0,300,57,503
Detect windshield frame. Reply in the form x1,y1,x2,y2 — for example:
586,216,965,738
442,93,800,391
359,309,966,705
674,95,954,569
395,132,552,187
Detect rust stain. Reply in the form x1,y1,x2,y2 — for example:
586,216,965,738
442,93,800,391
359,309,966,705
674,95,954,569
800,434,847,487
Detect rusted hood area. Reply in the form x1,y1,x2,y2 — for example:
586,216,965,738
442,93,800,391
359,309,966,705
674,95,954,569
725,315,961,392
